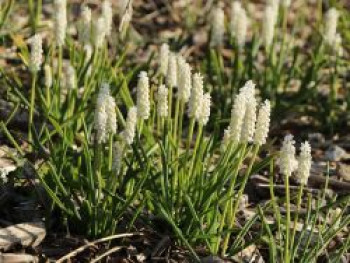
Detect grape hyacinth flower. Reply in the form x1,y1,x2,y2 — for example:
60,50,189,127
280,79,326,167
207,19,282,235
210,5,225,47
94,17,107,48
159,43,169,76
231,2,248,48
228,91,247,144
102,0,113,36
44,64,52,88
188,73,204,119
324,8,338,46
167,53,177,88
79,5,92,45
177,56,192,102
254,100,271,146
296,141,312,185
94,84,117,143
136,71,150,120
278,134,298,177
29,34,43,73
240,81,257,143
54,0,67,47
157,85,168,118
197,93,211,125
121,106,137,145
263,5,277,48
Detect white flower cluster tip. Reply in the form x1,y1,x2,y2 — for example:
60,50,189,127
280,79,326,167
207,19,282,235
102,0,113,37
210,6,225,47
79,5,92,45
197,93,211,125
224,81,271,146
167,53,178,88
94,17,107,48
230,2,248,48
157,85,168,118
278,134,298,177
136,71,150,120
263,4,278,47
29,34,43,73
159,43,169,76
119,2,133,37
44,64,52,88
94,84,117,143
54,0,67,47
296,141,312,185
324,8,338,47
188,73,204,120
177,55,192,102
121,106,137,145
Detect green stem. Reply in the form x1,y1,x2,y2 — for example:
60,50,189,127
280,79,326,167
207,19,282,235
28,73,37,151
290,183,304,253
221,144,259,255
284,173,291,263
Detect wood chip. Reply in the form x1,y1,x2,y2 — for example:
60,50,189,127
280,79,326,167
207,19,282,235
0,253,39,263
0,222,46,251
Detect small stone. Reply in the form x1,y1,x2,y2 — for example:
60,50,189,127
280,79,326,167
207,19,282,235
325,145,347,162
337,163,350,182
308,133,325,146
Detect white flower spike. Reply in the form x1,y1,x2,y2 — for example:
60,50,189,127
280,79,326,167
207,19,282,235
54,0,67,47
296,141,312,185
29,34,43,73
122,106,137,145
136,71,150,120
254,100,271,146
278,134,298,177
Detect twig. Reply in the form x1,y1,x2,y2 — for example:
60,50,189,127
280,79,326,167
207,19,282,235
90,246,123,263
56,232,142,263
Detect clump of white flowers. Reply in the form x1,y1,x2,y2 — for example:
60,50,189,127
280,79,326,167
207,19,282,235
102,0,113,36
94,17,107,48
196,93,211,125
254,100,271,146
159,43,169,76
157,85,168,118
44,64,52,88
121,106,137,145
29,34,43,73
210,5,225,47
324,8,338,46
263,4,277,48
223,81,271,147
79,5,92,45
188,73,204,119
278,134,298,177
54,0,67,47
136,71,150,120
167,53,178,88
94,84,117,143
177,55,192,102
296,141,312,185
230,2,248,48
